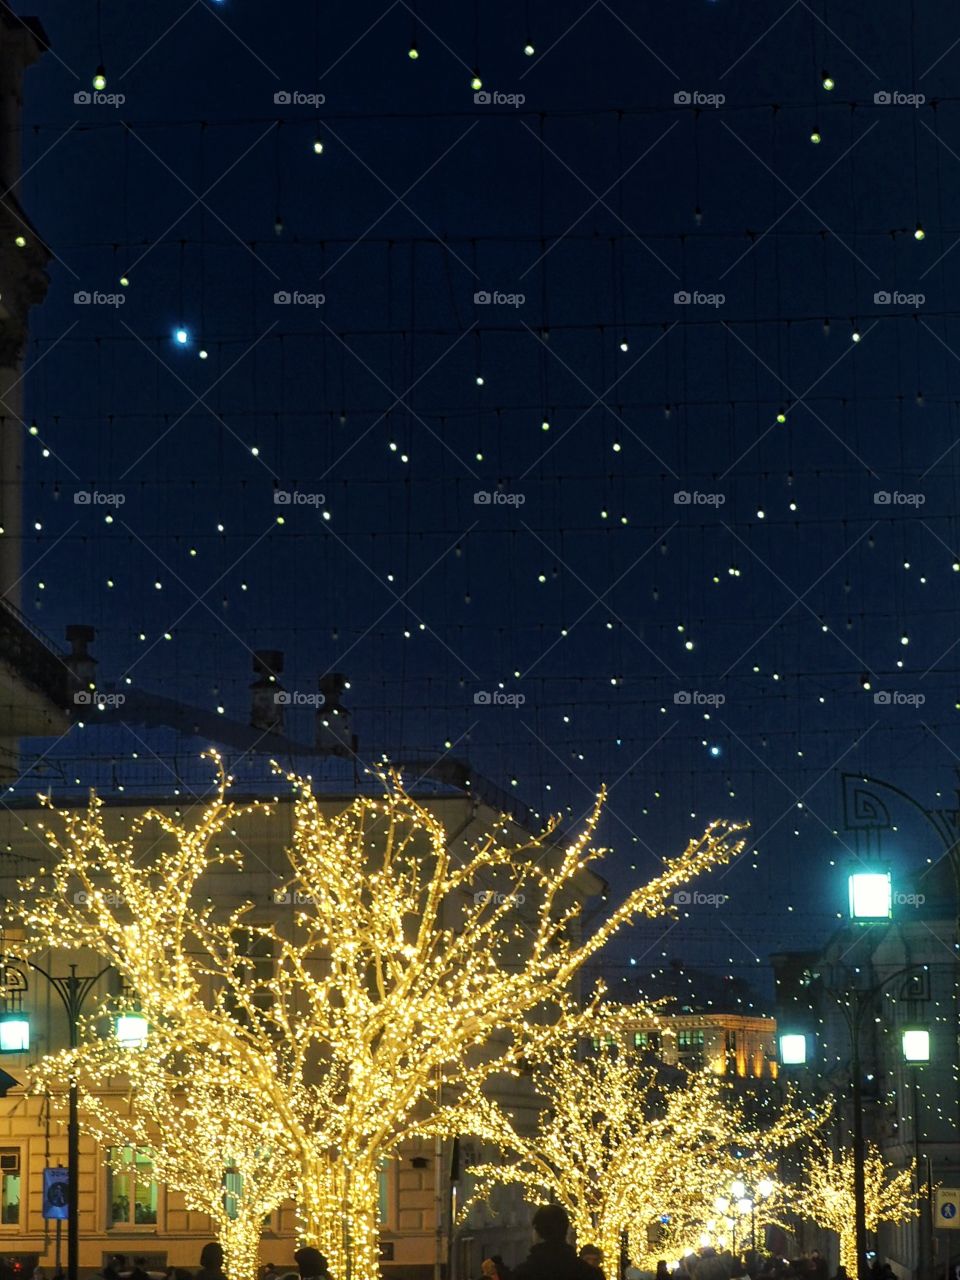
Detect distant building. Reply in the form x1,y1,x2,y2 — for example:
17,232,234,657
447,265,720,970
622,1010,778,1078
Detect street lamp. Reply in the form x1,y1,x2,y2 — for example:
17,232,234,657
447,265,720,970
115,1012,149,1048
847,870,892,921
901,1028,930,1064
0,1011,29,1052
779,1032,808,1065
0,960,114,1280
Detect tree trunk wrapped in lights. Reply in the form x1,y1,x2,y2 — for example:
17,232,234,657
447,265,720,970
8,754,748,1280
31,1037,298,1280
793,1143,918,1273
463,1039,821,1269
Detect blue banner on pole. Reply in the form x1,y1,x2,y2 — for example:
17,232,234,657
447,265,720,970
43,1167,69,1219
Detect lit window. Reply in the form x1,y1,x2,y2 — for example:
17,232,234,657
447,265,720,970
678,1029,705,1048
108,1147,158,1226
0,1151,20,1224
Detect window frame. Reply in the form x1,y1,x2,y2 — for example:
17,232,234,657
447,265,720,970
0,1148,21,1228
107,1146,161,1232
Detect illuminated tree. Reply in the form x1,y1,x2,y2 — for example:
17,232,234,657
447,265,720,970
9,756,748,1280
32,1035,297,1280
464,1040,819,1268
793,1143,917,1272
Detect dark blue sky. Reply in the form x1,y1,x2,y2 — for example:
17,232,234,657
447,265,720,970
10,0,960,995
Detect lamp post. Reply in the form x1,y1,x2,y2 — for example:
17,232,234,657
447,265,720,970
0,960,115,1280
778,952,928,1280
901,1029,931,1280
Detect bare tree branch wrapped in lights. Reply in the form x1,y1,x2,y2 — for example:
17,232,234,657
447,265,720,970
793,1144,918,1273
31,1035,298,1280
464,1039,821,1269
8,754,748,1280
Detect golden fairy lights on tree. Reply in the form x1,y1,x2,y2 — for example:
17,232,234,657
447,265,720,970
8,754,748,1280
793,1144,917,1273
31,1033,297,1280
464,1038,820,1269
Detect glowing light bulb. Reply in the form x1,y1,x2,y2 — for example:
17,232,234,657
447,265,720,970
119,275,130,287
852,329,861,343
822,73,835,90
175,328,189,345
776,411,787,424
408,44,419,59
471,72,482,90
199,349,208,360
915,224,925,241
810,130,822,144
93,66,107,91
13,235,25,248
313,137,324,155
523,42,535,56
619,340,629,351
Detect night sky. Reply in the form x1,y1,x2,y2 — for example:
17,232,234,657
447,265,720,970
9,0,960,999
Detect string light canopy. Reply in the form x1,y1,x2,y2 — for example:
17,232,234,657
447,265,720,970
7,751,748,1280
31,1035,297,1280
793,1143,917,1272
464,1033,822,1270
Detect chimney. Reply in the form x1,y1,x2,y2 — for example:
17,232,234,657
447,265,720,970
316,672,356,756
250,650,285,734
65,624,96,694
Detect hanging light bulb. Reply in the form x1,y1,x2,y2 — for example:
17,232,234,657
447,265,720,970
851,325,862,343
810,130,822,144
93,65,107,91
523,41,535,56
776,411,787,424
822,73,835,90
471,71,482,90
119,275,130,287
313,137,324,155
914,223,925,241
408,43,419,59
174,328,189,346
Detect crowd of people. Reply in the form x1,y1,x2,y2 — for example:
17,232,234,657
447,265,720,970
27,1211,901,1280
473,1205,885,1280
